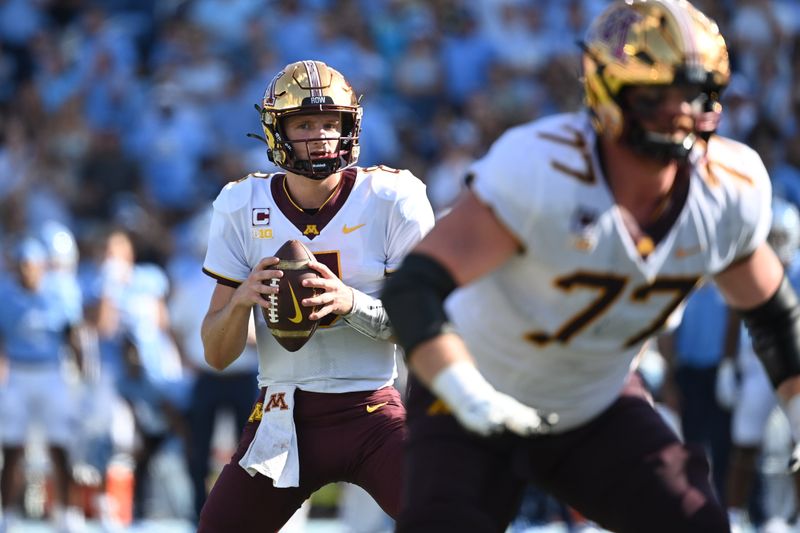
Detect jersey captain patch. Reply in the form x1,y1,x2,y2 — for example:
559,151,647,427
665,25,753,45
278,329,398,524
252,208,270,226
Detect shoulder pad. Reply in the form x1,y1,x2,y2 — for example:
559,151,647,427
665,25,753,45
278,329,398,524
363,166,426,201
471,113,587,194
213,173,266,214
481,113,591,183
704,136,769,189
363,164,403,174
703,135,772,262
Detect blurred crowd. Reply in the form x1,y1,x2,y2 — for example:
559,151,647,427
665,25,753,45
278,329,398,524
3,0,800,531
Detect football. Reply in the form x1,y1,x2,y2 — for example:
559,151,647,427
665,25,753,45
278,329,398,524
263,240,320,352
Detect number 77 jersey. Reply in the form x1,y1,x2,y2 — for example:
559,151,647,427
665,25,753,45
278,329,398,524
445,111,772,432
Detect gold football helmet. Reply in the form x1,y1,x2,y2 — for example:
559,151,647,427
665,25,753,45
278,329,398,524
582,0,730,160
258,60,362,179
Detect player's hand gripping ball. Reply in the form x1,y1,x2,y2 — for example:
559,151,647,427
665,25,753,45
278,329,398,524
264,240,320,352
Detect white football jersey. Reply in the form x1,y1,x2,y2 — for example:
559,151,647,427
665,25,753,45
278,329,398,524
204,166,434,393
447,112,772,431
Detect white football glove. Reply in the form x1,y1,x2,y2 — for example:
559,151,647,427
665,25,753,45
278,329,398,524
431,361,558,437
784,394,800,473
790,442,800,474
714,358,739,411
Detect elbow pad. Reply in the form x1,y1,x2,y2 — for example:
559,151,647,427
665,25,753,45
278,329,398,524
739,276,800,387
342,289,393,341
381,253,458,359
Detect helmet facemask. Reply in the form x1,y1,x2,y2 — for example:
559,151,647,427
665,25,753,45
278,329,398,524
267,109,360,180
617,80,722,162
254,60,362,180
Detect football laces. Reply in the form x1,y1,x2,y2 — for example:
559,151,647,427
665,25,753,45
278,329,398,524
267,278,280,323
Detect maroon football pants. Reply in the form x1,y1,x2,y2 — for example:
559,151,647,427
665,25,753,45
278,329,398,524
397,376,729,533
197,386,405,533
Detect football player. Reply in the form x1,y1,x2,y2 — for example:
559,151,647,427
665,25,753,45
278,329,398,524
0,238,84,533
382,1,800,532
197,60,434,532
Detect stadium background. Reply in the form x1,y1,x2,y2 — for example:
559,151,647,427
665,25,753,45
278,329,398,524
1,0,800,531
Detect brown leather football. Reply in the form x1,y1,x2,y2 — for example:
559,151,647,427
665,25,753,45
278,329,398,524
263,239,320,352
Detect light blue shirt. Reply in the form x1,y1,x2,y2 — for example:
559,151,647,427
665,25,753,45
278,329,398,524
674,282,730,368
0,279,72,364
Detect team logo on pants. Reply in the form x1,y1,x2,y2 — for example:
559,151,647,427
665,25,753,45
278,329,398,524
247,393,290,423
265,393,290,412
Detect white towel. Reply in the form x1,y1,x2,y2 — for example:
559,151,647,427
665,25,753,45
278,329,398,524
238,384,299,487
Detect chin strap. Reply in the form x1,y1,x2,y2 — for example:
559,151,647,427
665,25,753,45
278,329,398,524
624,120,694,162
290,157,344,180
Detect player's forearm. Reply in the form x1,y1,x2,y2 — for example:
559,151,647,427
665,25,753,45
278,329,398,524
411,333,558,437
778,376,800,404
736,275,800,445
201,302,252,370
408,333,473,387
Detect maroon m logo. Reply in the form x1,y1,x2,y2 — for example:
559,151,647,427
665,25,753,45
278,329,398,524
264,392,289,412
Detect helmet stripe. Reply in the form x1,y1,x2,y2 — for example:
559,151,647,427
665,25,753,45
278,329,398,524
663,1,699,77
264,74,277,105
303,60,323,98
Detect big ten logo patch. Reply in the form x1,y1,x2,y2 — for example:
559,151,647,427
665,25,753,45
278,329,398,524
252,228,273,239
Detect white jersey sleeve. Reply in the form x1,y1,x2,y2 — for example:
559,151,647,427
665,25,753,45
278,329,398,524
370,168,435,272
704,137,772,269
203,177,256,284
469,125,546,244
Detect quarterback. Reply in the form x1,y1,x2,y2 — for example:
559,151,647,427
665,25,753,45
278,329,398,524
383,1,800,532
197,60,434,532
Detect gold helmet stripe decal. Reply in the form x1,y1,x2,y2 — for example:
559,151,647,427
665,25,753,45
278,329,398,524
665,1,699,76
303,60,323,98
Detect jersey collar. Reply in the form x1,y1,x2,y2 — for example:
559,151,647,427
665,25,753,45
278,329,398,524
271,168,357,239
